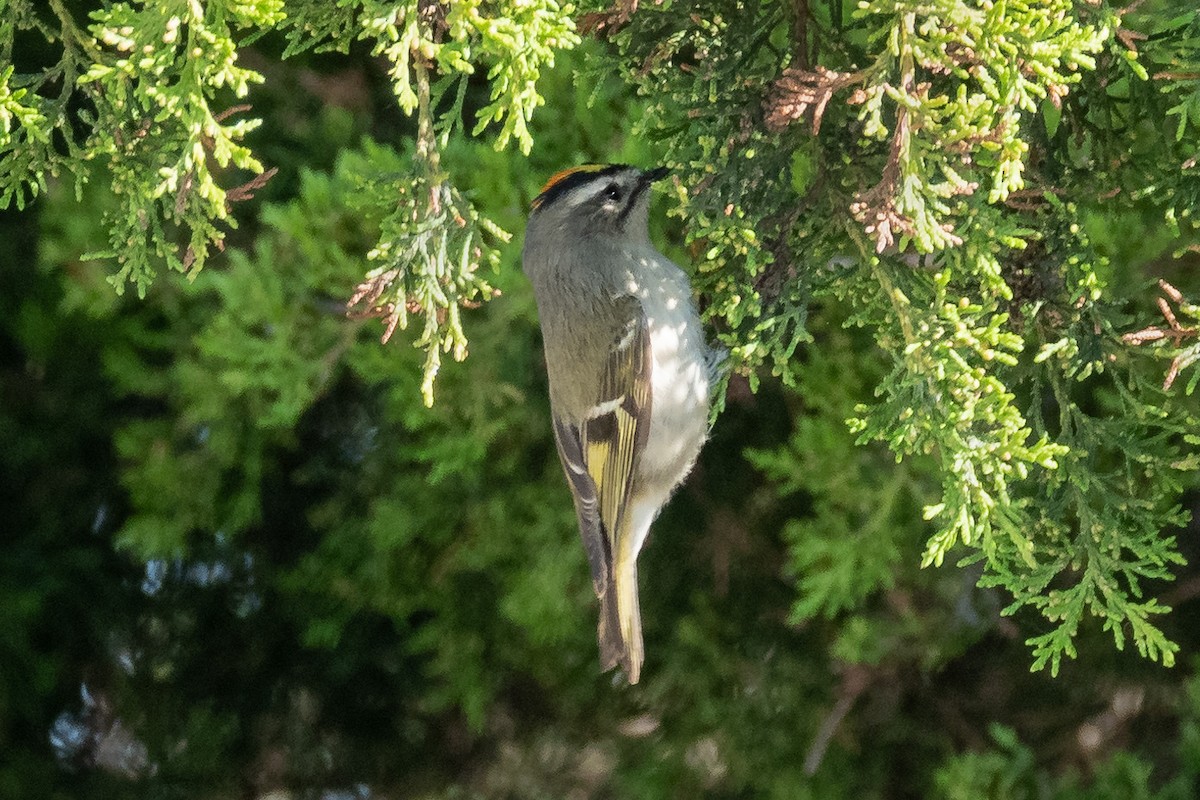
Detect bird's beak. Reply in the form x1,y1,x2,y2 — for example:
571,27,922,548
643,166,670,183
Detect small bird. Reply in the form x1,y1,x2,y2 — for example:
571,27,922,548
522,164,714,684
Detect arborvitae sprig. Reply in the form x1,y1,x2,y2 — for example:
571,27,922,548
1005,209,1195,673
281,0,576,402
612,0,815,386
3,0,576,390
280,0,578,154
79,1,284,295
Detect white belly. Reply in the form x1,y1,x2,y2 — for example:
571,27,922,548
625,250,710,493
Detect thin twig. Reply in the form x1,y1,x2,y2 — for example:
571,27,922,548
804,666,871,775
225,167,278,205
1121,280,1200,389
48,0,104,61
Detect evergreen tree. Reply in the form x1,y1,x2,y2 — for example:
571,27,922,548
4,0,1200,796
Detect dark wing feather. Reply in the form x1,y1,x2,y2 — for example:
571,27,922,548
582,304,653,543
552,418,609,596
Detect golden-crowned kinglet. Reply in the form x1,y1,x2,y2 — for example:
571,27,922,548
522,164,713,684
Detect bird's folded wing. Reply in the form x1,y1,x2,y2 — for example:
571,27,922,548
553,417,608,596
551,297,652,595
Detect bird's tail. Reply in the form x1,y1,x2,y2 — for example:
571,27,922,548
614,553,643,684
597,560,642,684
598,495,659,684
597,575,624,671
597,529,644,684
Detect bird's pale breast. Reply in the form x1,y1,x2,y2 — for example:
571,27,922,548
625,249,710,496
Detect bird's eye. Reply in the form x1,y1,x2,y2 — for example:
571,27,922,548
602,183,622,203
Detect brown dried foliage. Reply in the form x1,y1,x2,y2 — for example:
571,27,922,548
345,270,415,344
578,0,640,36
763,66,864,135
1122,280,1200,390
849,107,915,253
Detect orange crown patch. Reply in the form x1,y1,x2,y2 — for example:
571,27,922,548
531,164,613,210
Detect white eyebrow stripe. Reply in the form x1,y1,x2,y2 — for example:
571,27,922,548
563,171,634,208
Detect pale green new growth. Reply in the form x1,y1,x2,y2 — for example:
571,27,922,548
79,0,284,295
279,0,576,401
2,0,575,397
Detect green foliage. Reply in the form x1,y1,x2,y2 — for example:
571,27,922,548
348,142,509,407
608,0,1200,673
78,0,283,295
6,0,1200,796
280,0,578,154
2,0,577,397
746,324,916,622
0,0,84,208
0,0,285,294
1153,9,1200,142
933,720,1199,800
277,0,577,402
